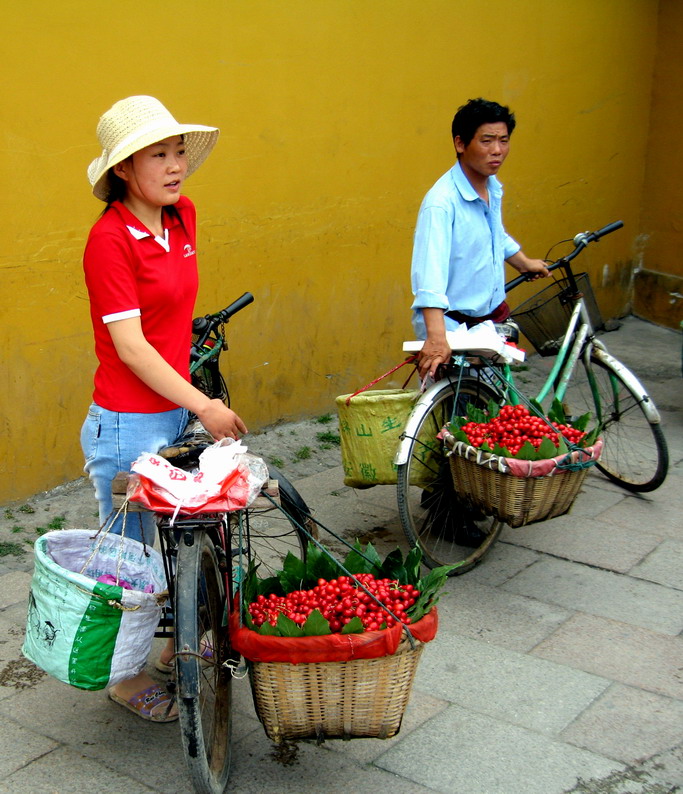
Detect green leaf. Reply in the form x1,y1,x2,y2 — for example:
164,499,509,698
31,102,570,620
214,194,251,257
276,612,305,637
548,397,567,425
529,398,546,418
403,546,422,586
256,620,280,636
492,443,512,457
465,403,487,423
487,399,501,418
447,427,471,445
308,542,343,582
302,609,332,636
341,616,365,634
256,575,284,598
377,548,407,582
449,415,468,430
515,441,538,460
277,551,308,593
555,436,569,456
583,426,601,446
410,564,455,622
537,436,560,459
343,540,382,576
571,411,592,432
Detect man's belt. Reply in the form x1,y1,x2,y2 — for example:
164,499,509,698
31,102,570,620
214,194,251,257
445,301,510,328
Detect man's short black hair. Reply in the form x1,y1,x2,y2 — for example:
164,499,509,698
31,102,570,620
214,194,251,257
451,98,516,146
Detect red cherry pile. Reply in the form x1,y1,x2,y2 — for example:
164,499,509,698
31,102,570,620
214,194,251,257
460,404,586,457
247,573,420,633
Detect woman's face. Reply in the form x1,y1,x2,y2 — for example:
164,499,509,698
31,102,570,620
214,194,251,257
113,135,188,209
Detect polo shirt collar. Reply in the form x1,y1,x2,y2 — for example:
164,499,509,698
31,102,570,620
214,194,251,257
451,161,503,202
109,200,178,252
109,200,182,237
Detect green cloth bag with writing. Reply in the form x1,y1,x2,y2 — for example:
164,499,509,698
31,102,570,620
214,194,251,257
23,529,166,691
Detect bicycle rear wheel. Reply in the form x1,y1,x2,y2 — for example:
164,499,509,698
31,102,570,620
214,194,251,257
561,353,668,492
175,527,233,794
397,377,504,575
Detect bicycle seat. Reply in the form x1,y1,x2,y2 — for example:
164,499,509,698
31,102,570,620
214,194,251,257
158,416,214,469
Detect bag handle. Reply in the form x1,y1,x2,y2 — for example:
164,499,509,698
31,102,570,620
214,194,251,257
79,500,133,583
345,355,418,406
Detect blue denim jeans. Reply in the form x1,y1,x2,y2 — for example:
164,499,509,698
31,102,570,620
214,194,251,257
81,403,188,543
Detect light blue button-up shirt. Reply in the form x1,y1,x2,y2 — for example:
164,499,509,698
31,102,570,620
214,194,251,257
410,161,520,338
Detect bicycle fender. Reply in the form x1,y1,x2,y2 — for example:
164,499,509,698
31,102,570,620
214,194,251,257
394,379,451,468
591,348,662,423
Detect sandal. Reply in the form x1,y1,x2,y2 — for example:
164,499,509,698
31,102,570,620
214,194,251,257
154,656,174,674
156,635,214,673
108,684,178,723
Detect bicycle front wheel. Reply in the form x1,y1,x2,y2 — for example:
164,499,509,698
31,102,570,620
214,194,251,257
562,353,668,492
175,528,233,794
233,466,315,577
397,377,504,575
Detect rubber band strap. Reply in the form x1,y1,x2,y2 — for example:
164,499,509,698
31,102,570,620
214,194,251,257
345,355,418,406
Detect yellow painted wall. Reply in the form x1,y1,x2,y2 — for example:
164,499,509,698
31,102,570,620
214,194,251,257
636,0,683,327
1,0,659,503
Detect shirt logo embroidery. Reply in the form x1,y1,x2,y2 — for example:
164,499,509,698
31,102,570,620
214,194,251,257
183,244,196,258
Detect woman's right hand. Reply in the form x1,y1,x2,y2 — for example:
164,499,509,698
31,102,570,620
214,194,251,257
196,399,248,440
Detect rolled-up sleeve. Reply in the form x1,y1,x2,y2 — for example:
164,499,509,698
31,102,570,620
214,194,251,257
411,204,451,311
502,232,521,260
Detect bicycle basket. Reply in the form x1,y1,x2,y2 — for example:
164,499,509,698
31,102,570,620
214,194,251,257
510,273,603,356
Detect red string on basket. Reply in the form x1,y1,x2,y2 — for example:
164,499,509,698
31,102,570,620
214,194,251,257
345,355,419,406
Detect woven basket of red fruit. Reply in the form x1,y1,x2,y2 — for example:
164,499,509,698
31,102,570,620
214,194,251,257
230,542,447,742
443,401,603,528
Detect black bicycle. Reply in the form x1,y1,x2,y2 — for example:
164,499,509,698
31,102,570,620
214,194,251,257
117,293,315,794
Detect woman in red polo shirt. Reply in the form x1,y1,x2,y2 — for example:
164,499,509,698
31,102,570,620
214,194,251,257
81,95,246,722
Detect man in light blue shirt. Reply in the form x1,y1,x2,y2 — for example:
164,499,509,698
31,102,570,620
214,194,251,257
411,99,548,378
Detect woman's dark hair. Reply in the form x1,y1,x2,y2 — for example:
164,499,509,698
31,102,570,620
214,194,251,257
451,98,516,147
103,170,128,206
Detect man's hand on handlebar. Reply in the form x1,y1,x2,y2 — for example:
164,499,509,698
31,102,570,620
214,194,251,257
506,250,550,280
196,399,248,440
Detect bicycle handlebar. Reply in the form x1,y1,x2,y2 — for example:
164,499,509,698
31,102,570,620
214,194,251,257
504,221,623,294
192,292,254,336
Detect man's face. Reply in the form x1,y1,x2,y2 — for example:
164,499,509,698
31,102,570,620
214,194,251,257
455,122,510,182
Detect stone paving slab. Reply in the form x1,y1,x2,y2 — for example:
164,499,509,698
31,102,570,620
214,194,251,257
597,492,682,541
629,538,683,588
0,717,57,781
227,728,437,794
559,682,683,764
0,676,192,794
0,745,156,794
375,704,623,794
462,541,541,586
531,612,683,700
501,557,683,635
556,478,628,516
414,632,610,735
500,516,662,573
435,578,572,652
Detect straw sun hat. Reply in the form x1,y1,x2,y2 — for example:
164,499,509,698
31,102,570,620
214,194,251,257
87,95,219,201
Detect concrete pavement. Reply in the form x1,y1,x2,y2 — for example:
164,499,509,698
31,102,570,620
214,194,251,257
0,316,681,794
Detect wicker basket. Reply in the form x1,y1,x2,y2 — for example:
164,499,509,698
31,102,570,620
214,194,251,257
511,273,603,356
445,433,601,528
249,634,424,742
